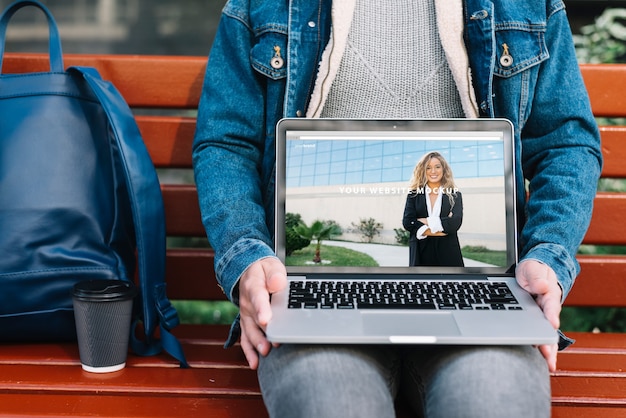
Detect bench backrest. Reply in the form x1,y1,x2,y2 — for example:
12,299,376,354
569,64,626,307
3,54,625,308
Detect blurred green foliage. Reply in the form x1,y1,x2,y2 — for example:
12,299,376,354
574,8,626,63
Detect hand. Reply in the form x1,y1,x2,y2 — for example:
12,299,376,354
515,259,562,372
416,218,447,237
237,257,287,369
424,231,447,237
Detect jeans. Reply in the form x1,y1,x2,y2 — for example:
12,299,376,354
258,344,550,418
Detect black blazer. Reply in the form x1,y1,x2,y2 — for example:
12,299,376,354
402,191,464,267
403,191,463,235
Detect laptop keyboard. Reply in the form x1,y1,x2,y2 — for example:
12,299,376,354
287,280,521,311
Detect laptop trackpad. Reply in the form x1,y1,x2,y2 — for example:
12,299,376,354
362,312,460,342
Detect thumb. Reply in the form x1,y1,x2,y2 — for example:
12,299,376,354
516,259,551,294
264,258,288,294
253,258,287,327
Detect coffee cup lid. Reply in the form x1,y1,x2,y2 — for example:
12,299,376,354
73,280,138,302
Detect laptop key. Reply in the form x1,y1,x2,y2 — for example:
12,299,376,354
357,301,437,309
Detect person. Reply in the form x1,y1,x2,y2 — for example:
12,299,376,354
403,151,464,267
192,0,602,416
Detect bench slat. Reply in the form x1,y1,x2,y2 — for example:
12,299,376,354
0,394,267,418
561,332,626,350
552,406,626,418
2,53,206,109
581,64,626,118
579,192,626,246
566,256,626,307
551,375,626,405
159,185,626,245
162,250,626,307
0,363,260,395
557,352,626,373
0,343,249,368
165,249,223,300
1,369,623,418
138,116,195,168
0,342,245,369
163,185,204,236
5,57,622,116
600,127,626,178
136,119,626,177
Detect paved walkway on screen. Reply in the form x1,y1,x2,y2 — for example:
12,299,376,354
323,240,494,268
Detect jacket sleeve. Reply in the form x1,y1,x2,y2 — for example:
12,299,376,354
515,7,602,300
403,193,428,234
402,194,418,233
192,4,277,304
441,192,463,234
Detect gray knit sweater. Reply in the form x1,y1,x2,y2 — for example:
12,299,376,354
320,0,464,119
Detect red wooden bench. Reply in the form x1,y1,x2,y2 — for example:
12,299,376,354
1,53,625,417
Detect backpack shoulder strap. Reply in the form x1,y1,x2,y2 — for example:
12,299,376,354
69,66,189,368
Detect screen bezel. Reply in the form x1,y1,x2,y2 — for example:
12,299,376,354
275,118,517,276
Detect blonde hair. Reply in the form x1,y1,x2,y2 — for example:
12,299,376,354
408,151,459,205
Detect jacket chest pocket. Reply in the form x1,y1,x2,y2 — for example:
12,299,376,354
250,31,288,81
494,23,548,78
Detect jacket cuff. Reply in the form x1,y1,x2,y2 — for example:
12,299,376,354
520,242,579,302
215,238,278,304
416,225,429,240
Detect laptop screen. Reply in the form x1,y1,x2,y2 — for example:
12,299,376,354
275,118,517,275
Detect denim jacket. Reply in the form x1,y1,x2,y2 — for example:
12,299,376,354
192,0,602,346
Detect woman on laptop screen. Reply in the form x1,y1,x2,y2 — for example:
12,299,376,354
403,151,464,267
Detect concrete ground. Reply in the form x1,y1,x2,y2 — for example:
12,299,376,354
323,240,494,267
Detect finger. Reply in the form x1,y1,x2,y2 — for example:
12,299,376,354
247,286,272,328
536,295,561,330
257,259,288,326
529,281,562,330
237,259,287,369
239,270,272,325
239,326,260,370
239,313,273,369
539,343,558,372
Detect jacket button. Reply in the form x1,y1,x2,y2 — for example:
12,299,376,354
296,110,303,117
470,10,488,20
271,45,284,69
500,55,513,67
500,44,513,67
271,56,284,69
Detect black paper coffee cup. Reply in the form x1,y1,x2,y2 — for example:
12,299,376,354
72,279,137,373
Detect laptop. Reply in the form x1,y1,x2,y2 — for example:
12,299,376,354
266,118,557,346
